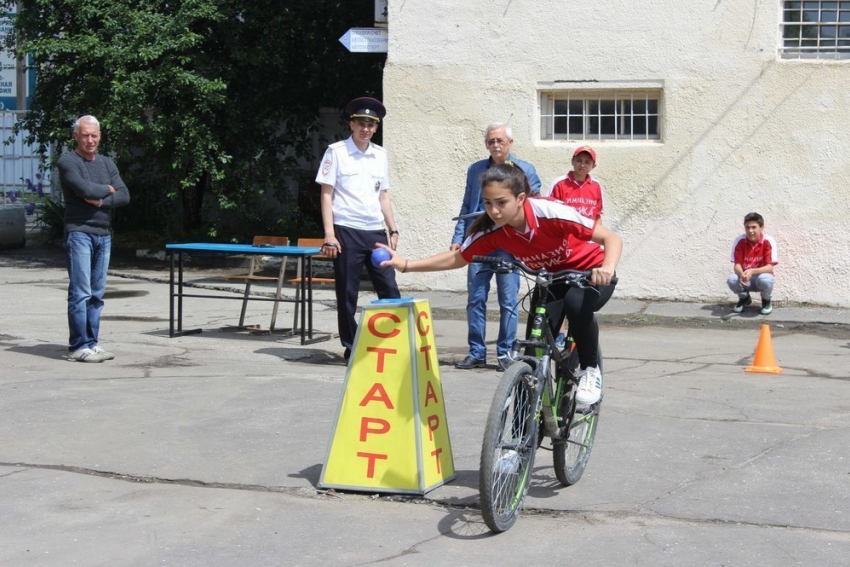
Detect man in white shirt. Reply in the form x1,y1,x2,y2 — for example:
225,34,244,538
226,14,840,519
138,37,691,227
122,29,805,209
316,97,401,359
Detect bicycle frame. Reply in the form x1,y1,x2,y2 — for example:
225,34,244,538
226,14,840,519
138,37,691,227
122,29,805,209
507,282,575,440
476,255,613,532
474,257,588,440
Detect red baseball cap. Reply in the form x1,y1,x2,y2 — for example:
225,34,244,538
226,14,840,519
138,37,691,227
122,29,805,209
572,145,597,162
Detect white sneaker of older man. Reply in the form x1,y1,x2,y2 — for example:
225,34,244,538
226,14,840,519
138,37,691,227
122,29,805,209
93,345,115,360
575,365,602,405
68,347,107,363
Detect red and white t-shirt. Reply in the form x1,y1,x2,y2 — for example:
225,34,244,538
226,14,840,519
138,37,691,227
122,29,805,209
544,172,606,269
545,172,605,219
460,198,602,271
730,233,779,272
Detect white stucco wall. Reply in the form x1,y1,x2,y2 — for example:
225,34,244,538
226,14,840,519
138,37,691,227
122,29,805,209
382,0,850,307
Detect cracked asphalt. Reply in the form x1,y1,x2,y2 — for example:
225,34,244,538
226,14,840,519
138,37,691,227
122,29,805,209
1,247,849,566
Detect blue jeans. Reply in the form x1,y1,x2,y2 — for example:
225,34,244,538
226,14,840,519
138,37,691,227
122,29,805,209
727,273,774,301
466,254,519,359
66,231,111,352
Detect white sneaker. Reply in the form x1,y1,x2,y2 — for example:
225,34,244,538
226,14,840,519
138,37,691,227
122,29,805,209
93,346,115,360
68,348,106,363
576,366,602,405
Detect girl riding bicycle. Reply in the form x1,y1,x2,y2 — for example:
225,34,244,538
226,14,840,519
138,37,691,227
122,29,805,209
378,163,622,405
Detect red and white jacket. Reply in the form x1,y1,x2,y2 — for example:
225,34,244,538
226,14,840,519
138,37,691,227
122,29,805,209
545,171,605,219
460,198,602,272
545,172,606,271
730,233,779,272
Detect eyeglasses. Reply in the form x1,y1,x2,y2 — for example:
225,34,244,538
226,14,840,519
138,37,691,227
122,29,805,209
485,138,510,146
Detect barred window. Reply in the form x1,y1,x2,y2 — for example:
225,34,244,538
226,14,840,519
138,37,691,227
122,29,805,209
540,90,662,142
780,1,850,60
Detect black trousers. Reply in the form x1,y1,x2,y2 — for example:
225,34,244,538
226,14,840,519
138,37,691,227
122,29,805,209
528,278,616,369
333,224,400,350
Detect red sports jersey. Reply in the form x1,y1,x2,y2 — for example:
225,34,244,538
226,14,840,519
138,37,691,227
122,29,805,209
730,233,779,272
546,172,605,219
460,198,602,271
546,172,606,269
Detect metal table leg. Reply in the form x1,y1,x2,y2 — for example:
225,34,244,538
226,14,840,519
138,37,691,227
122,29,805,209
307,256,314,341
169,251,175,337
178,252,184,334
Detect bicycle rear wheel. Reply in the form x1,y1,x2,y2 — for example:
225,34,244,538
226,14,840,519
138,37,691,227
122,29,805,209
553,348,602,486
479,362,539,533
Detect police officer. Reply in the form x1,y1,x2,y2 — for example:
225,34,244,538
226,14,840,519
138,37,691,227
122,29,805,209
316,97,401,359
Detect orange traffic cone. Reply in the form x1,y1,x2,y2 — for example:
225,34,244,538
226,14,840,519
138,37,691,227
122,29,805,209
745,324,782,374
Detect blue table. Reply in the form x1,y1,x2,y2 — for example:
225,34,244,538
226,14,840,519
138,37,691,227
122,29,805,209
166,242,327,344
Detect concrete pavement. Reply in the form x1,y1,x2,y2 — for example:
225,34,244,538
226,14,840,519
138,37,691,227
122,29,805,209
1,247,849,566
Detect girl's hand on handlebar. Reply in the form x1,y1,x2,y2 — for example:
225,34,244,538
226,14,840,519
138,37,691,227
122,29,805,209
590,266,615,286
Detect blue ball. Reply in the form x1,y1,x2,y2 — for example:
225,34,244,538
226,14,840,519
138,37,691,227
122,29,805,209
371,247,392,268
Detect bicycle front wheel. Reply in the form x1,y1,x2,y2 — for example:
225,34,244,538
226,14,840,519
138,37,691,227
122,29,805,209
553,349,601,486
479,362,539,533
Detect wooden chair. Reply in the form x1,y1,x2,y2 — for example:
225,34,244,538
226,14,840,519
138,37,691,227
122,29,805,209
222,235,290,331
289,237,335,331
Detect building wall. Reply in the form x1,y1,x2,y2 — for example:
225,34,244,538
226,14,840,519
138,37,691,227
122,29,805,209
382,0,850,307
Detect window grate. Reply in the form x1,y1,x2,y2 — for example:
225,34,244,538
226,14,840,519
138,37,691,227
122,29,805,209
540,90,661,142
780,1,850,60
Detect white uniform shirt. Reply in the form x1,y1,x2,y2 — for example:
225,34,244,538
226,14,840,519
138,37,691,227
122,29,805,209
315,136,389,231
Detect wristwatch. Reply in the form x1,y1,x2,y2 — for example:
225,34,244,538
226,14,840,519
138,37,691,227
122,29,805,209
389,229,400,236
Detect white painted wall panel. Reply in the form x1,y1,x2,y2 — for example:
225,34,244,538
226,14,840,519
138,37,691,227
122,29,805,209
382,0,850,307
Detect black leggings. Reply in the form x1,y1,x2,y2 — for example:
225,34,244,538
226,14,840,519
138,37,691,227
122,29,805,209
527,279,616,369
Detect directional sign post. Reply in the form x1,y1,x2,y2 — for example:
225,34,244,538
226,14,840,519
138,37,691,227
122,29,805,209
375,0,388,25
339,27,388,53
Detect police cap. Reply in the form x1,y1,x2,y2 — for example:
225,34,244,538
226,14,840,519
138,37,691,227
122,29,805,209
346,97,386,123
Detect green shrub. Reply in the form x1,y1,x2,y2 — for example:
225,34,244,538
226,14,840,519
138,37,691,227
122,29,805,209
35,198,65,243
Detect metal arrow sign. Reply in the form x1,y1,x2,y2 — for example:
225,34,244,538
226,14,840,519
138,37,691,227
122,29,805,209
339,28,388,53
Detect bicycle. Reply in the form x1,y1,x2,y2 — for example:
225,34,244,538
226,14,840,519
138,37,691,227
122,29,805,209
474,255,613,533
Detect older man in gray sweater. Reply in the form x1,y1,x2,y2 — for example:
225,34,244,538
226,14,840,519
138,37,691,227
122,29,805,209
57,115,130,362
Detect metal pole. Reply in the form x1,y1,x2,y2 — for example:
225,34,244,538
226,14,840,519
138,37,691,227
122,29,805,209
15,1,25,111
169,251,175,337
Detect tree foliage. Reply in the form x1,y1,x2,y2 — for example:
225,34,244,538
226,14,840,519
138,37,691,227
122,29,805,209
2,0,384,236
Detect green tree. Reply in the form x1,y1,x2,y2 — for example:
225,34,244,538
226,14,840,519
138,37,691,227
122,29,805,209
2,0,384,236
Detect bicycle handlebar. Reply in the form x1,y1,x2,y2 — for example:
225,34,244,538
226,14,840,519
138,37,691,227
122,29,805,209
472,255,618,286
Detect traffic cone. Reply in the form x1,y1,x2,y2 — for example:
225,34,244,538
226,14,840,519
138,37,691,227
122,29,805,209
745,324,782,374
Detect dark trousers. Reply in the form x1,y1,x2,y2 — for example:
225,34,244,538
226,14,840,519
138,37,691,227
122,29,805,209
333,224,401,350
528,278,616,369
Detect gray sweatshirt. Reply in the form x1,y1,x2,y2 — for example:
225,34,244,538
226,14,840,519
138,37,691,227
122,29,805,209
57,151,130,235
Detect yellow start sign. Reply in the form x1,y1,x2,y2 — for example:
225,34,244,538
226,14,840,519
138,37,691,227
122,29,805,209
319,298,455,494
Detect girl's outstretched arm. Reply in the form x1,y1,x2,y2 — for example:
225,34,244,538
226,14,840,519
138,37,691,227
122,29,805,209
376,245,469,273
